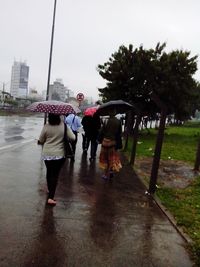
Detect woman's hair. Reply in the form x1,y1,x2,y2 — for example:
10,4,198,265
48,113,61,125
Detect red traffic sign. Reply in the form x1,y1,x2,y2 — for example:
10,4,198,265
76,93,84,101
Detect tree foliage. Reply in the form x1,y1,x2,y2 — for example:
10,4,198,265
97,43,200,120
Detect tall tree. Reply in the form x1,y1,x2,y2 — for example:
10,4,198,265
98,43,199,120
97,43,200,192
98,45,135,102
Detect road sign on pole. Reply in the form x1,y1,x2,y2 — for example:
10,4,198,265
76,93,84,101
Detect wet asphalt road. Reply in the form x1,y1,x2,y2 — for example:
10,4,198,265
0,116,194,267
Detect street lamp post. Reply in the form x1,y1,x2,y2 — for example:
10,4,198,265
2,83,5,107
45,0,57,124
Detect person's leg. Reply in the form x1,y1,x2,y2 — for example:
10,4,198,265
49,160,60,199
90,138,98,160
82,133,86,151
44,160,52,193
108,148,122,179
102,146,114,180
82,133,90,152
45,159,65,204
71,131,78,161
101,147,110,179
45,160,57,204
102,167,110,180
85,135,90,151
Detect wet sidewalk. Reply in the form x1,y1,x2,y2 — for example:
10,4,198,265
0,140,194,267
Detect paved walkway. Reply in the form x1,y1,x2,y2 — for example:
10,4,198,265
0,139,194,267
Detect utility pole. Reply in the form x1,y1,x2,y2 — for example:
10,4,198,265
2,83,5,107
44,0,57,124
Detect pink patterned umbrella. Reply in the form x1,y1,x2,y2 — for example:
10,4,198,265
84,106,98,116
27,100,77,115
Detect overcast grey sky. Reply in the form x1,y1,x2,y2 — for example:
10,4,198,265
0,0,200,100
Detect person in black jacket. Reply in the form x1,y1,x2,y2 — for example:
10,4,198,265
81,113,101,161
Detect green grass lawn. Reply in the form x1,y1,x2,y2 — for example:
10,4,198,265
157,179,200,265
130,122,200,163
126,121,200,265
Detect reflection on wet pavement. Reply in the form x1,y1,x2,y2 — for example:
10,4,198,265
23,207,66,267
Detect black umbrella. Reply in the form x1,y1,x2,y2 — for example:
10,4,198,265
96,100,133,116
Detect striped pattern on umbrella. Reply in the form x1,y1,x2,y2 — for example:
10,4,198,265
27,100,77,115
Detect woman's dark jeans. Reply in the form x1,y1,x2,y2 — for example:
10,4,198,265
44,158,65,199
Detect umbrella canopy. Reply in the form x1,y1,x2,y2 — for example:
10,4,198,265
26,100,78,115
84,106,98,116
96,100,133,116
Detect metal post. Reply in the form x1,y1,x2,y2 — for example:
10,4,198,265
2,82,5,107
44,0,57,124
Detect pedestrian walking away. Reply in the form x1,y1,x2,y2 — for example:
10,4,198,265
38,113,75,206
81,113,101,161
99,110,122,180
65,113,82,161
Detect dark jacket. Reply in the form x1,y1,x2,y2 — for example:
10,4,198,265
81,115,101,139
103,116,121,140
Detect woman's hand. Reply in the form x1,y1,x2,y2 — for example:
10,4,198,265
37,140,42,145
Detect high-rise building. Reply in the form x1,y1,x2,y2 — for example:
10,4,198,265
10,61,29,98
49,79,67,101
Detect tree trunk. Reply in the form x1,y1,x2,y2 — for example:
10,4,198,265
149,110,167,194
124,110,135,151
194,139,200,171
124,134,129,151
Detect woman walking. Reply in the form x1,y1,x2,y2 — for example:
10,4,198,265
38,113,75,205
99,110,122,180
